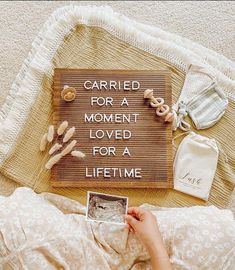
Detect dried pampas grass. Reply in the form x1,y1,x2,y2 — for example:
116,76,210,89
40,133,48,151
40,122,85,170
63,127,75,143
57,121,68,136
61,140,77,156
71,150,86,159
49,143,62,155
47,125,54,142
45,153,62,169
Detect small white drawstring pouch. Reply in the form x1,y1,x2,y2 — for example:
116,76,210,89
173,132,219,201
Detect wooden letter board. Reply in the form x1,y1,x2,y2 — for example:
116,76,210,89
52,69,173,188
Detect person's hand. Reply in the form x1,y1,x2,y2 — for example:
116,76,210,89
125,207,161,250
125,207,172,270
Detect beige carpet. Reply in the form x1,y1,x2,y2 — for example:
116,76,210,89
0,1,234,213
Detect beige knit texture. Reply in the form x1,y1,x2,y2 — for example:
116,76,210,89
0,25,234,208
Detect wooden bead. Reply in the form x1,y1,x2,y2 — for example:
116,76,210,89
150,97,164,108
164,112,174,122
144,89,154,99
156,104,169,116
144,88,173,123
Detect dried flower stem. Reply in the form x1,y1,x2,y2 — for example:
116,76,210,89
45,153,62,169
49,143,62,155
47,125,54,142
63,127,75,143
61,140,77,156
57,121,68,136
71,150,86,159
39,133,48,151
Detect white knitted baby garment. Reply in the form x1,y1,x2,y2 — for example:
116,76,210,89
173,65,228,131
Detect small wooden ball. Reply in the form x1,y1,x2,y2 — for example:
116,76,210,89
165,112,174,122
150,97,164,108
144,89,154,99
156,104,170,117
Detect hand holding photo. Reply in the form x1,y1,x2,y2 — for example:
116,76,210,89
86,191,128,225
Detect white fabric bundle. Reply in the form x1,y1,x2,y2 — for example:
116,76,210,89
174,132,219,200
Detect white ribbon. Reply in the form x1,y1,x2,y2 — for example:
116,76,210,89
172,101,191,132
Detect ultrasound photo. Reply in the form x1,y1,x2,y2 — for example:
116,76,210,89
86,191,128,224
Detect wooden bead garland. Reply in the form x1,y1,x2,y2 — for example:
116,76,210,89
144,89,174,122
